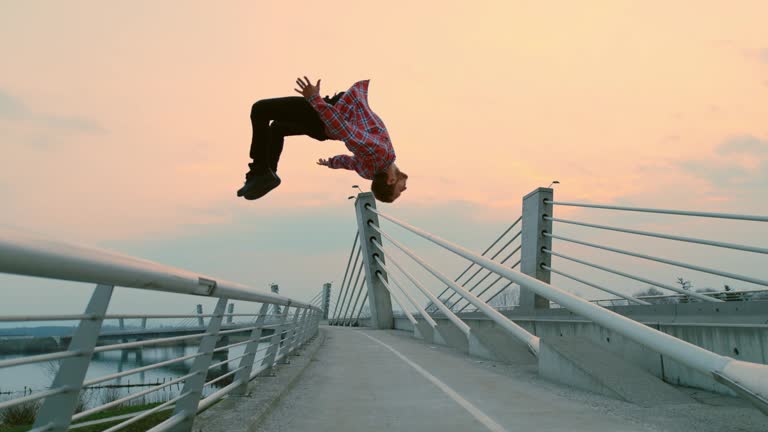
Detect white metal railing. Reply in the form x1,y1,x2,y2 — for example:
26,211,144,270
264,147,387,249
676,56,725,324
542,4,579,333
352,193,768,415
0,229,322,432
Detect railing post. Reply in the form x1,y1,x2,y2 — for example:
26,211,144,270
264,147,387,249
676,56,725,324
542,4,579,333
322,283,331,319
259,305,290,375
291,308,309,355
354,192,394,329
279,308,301,363
226,303,234,324
33,284,113,432
196,304,204,327
169,297,228,432
520,187,553,311
232,303,270,396
270,284,282,316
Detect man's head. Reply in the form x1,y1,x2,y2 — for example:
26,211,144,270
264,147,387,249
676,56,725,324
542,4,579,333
371,163,408,203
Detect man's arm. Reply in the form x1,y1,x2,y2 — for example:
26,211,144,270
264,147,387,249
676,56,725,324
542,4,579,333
318,155,357,171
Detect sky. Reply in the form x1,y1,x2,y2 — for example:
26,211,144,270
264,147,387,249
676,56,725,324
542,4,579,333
1,1,766,319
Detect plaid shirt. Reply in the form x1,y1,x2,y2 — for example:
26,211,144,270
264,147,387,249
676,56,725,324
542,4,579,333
307,80,395,180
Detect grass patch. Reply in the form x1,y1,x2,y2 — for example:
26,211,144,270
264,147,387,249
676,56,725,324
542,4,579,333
0,402,170,432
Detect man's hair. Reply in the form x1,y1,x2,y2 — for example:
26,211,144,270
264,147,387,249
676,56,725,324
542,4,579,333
371,172,396,203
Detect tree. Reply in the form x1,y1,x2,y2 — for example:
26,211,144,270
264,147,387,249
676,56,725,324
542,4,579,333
676,277,692,291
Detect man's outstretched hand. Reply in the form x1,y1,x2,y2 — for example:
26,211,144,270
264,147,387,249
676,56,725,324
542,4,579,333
317,158,329,167
295,76,321,99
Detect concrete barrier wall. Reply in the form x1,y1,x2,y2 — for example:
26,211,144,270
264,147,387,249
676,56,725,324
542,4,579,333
386,300,768,396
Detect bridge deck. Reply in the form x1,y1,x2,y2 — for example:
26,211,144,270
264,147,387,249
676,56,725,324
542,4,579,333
255,327,765,431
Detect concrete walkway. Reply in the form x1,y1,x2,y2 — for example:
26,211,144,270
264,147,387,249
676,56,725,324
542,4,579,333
252,326,768,432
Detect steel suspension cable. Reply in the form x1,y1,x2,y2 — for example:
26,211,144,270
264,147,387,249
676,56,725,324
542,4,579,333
448,245,522,310
542,249,721,302
431,217,521,308
340,260,365,323
332,244,362,323
440,231,522,308
544,200,768,222
331,231,359,321
367,219,540,355
545,232,768,287
542,265,650,305
545,216,767,255
371,238,471,335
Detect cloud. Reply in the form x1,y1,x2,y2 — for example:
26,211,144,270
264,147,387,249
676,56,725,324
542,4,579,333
673,135,768,194
716,135,768,156
0,88,105,134
0,90,27,118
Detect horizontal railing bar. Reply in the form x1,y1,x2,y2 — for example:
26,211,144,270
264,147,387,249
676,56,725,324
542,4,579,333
0,386,68,411
365,207,768,408
103,392,187,432
104,313,267,319
546,216,768,255
544,249,722,303
93,332,214,352
368,220,539,353
543,265,650,305
84,352,203,386
589,288,768,303
217,325,261,335
0,350,81,369
545,232,768,288
212,336,266,353
204,366,246,388
0,228,316,309
544,200,768,222
371,239,471,335
197,379,243,412
0,314,94,322
75,373,196,421
640,289,768,299
25,424,53,432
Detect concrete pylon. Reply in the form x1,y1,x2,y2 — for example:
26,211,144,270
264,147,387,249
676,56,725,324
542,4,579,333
354,193,393,329
322,282,331,319
519,187,553,311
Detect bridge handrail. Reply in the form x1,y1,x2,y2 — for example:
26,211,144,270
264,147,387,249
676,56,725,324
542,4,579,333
365,205,768,412
0,228,310,308
0,228,323,431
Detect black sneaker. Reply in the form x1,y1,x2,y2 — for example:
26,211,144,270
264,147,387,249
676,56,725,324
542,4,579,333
238,168,281,200
237,163,265,197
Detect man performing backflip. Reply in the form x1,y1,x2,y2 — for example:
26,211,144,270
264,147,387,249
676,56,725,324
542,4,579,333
237,76,408,202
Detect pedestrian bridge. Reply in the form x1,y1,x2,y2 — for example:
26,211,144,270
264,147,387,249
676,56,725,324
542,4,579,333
0,187,766,431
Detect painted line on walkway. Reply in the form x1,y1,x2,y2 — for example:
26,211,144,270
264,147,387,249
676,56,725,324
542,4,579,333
359,331,508,432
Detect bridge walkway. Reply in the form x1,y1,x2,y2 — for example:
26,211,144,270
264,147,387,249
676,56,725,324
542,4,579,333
252,326,763,432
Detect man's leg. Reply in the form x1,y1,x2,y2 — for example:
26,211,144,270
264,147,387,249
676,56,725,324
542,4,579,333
238,97,324,199
248,97,324,172
267,120,328,173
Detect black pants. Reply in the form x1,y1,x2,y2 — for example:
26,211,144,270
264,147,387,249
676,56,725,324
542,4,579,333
249,93,343,173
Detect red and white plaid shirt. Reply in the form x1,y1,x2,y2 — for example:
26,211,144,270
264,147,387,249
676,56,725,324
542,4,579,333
307,80,395,180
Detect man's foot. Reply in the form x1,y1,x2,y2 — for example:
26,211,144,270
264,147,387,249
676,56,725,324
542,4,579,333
237,167,281,200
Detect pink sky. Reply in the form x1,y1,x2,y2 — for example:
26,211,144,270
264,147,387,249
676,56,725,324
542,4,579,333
1,1,766,312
